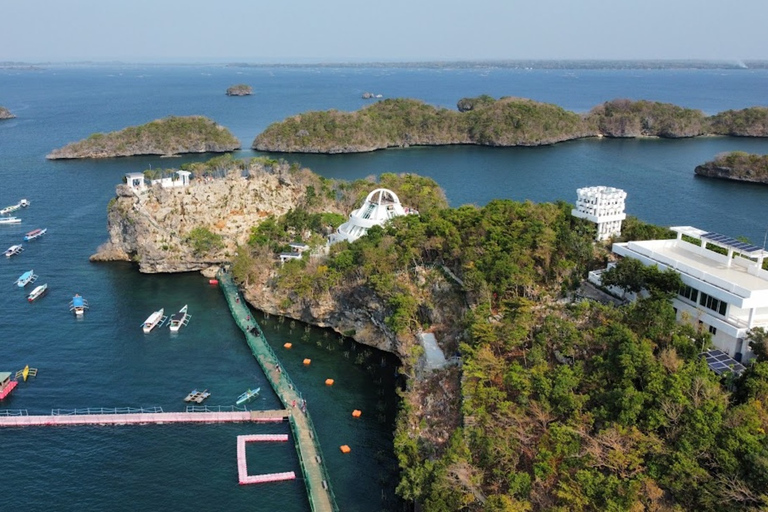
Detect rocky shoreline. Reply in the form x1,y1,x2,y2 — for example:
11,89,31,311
0,106,15,119
695,153,768,184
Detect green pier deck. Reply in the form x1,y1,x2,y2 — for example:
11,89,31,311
218,270,338,512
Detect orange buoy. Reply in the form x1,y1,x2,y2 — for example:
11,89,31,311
284,343,292,349
325,379,334,386
340,445,351,454
352,410,362,418
208,279,219,285
303,359,311,366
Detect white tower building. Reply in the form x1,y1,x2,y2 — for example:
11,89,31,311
571,186,627,241
332,188,408,243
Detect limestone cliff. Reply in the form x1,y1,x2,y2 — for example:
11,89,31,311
695,152,768,184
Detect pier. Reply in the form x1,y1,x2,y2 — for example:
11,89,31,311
218,270,338,512
237,434,296,485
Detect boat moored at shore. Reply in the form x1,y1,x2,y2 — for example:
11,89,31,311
168,305,190,333
142,308,166,333
69,294,89,316
15,270,37,287
4,245,23,257
27,283,48,302
24,228,47,241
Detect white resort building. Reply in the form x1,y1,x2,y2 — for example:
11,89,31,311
330,188,414,244
125,170,192,193
610,226,768,362
571,186,627,241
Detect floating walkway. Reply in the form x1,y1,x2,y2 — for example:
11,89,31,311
218,269,338,512
237,434,296,485
0,408,289,428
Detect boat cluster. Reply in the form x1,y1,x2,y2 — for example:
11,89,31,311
142,305,190,333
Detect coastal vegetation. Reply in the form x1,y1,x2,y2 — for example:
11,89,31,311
226,84,253,96
47,115,240,159
0,105,15,119
253,96,768,153
695,151,768,184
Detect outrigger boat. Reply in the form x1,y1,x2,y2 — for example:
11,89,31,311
14,365,37,382
184,389,201,402
15,270,37,287
0,199,28,215
24,228,47,241
194,390,211,403
168,305,190,333
69,294,89,316
27,283,48,302
4,245,23,257
235,387,260,406
141,308,166,333
0,216,21,225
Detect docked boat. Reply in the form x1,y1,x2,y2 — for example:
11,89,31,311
24,228,47,241
27,283,48,302
184,389,201,402
194,390,211,403
0,216,21,225
69,294,89,316
168,305,190,333
235,387,261,406
15,270,37,287
4,244,23,257
142,308,166,333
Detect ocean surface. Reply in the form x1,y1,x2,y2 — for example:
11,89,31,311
1,64,768,511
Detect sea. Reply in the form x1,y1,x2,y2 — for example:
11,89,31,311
1,64,767,511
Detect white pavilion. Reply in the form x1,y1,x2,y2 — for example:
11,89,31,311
331,188,410,244
571,186,627,241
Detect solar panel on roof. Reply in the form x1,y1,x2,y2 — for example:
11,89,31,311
701,232,762,254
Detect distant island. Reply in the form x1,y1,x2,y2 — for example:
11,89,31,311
0,106,15,119
47,116,241,159
695,151,768,184
252,97,768,153
226,84,253,96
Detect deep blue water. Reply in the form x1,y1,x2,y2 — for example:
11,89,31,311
1,64,768,511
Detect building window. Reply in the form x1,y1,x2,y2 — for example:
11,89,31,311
679,285,698,303
708,325,717,335
698,292,728,316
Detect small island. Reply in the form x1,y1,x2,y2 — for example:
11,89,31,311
695,151,768,184
252,96,768,154
0,106,15,120
226,84,253,96
47,116,241,159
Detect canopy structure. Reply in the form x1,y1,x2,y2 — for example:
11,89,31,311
332,188,408,243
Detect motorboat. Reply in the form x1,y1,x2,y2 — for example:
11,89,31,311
69,294,89,316
15,270,37,287
235,387,260,406
168,305,190,333
0,199,29,215
142,308,166,333
0,216,21,225
27,283,48,302
24,228,47,241
4,245,23,257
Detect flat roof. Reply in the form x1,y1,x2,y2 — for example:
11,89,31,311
0,372,11,381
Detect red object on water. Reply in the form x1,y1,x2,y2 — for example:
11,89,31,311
209,279,219,285
0,380,18,400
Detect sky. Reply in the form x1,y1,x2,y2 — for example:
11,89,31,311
2,0,767,63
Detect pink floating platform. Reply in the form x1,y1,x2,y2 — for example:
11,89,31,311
0,380,18,400
236,434,295,485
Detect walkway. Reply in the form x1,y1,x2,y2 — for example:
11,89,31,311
0,409,288,427
218,269,338,512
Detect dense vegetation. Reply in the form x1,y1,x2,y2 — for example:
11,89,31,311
695,151,768,184
47,115,240,159
227,170,768,510
253,96,768,154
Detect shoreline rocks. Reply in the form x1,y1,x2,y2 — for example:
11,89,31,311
0,106,15,119
226,84,253,96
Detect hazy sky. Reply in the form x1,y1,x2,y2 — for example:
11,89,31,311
2,0,767,62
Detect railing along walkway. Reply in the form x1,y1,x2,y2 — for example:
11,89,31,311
217,269,338,512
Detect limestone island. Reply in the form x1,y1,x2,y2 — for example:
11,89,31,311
695,151,768,184
94,154,768,510
252,96,768,154
0,106,15,120
226,84,253,96
47,115,240,159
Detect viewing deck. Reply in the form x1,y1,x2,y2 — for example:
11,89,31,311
218,269,338,512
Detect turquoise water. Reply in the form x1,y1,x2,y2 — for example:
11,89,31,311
1,64,768,511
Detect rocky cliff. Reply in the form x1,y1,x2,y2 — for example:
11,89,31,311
695,152,768,184
0,106,15,119
47,116,240,159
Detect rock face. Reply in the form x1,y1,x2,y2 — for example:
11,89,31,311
0,106,15,119
695,161,768,184
226,84,253,96
47,116,240,159
91,163,307,272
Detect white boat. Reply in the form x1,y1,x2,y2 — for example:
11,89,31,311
15,270,37,287
19,199,29,208
0,199,29,214
4,245,23,257
168,305,190,333
142,308,166,333
236,387,260,406
27,283,48,302
0,216,21,225
69,294,89,316
24,228,47,241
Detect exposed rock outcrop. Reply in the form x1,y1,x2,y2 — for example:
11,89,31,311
695,152,768,184
226,84,253,96
0,106,15,119
47,116,240,159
